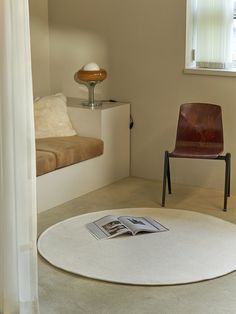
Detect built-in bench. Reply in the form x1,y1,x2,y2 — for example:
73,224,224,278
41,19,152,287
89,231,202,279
36,95,130,213
36,136,104,176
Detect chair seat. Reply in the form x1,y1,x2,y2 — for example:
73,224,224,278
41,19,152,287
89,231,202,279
170,146,223,159
170,140,223,159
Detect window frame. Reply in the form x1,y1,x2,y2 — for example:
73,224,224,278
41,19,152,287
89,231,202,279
184,0,236,77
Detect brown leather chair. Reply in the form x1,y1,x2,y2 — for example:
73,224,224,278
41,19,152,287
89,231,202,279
162,103,231,211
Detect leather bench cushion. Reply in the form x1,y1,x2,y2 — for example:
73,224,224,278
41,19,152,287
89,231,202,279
36,136,104,173
36,150,57,176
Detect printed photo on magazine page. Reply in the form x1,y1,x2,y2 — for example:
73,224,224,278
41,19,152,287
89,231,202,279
86,215,168,240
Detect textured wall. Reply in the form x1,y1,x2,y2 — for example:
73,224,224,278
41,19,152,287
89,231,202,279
48,0,110,100
46,0,236,190
29,0,51,97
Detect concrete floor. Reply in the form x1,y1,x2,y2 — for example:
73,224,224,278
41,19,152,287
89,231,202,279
38,177,236,314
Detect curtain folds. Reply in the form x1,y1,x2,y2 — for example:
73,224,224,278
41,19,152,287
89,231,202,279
0,0,39,313
195,0,235,69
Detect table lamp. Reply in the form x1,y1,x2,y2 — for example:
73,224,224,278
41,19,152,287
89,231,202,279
74,62,107,108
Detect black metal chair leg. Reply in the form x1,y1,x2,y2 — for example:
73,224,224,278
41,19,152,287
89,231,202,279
167,156,172,194
162,151,169,207
224,153,230,211
227,153,231,197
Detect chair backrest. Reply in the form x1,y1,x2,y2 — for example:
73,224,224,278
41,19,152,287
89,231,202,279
174,103,224,150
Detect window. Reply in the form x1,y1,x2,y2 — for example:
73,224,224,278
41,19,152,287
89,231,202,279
233,10,236,66
185,0,236,74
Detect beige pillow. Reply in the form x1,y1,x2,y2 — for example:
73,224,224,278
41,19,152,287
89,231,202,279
34,93,77,139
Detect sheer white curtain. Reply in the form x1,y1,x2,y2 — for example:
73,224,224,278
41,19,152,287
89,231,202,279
0,0,39,313
195,0,234,69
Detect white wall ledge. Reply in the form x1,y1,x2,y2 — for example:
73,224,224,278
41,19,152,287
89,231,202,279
184,67,236,78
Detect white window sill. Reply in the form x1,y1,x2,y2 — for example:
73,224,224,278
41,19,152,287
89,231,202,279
184,67,236,77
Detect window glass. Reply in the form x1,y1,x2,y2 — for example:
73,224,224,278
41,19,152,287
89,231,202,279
233,4,236,65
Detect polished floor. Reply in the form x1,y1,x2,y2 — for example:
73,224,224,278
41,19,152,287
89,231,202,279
38,177,236,314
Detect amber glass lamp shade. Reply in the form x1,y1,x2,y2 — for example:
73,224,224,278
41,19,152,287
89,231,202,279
74,63,107,108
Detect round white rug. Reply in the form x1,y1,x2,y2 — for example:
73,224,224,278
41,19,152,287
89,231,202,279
37,208,236,285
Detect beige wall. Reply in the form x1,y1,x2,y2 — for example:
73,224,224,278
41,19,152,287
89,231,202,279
48,1,110,100
46,0,236,191
29,0,50,97
104,0,236,192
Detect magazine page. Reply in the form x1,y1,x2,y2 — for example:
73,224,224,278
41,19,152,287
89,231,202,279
86,215,130,239
118,216,168,235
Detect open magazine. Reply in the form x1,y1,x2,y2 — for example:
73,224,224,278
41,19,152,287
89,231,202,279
86,215,168,240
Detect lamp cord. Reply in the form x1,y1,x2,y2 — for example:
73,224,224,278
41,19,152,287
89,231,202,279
107,99,134,129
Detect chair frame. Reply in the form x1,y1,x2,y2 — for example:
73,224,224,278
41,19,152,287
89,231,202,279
161,151,231,211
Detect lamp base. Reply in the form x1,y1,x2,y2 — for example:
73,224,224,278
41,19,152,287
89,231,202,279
82,100,103,108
